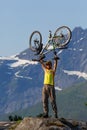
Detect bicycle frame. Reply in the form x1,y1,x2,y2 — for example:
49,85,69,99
39,31,66,56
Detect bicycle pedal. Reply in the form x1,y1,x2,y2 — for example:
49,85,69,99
39,55,45,60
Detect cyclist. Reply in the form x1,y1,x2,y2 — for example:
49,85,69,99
40,54,59,118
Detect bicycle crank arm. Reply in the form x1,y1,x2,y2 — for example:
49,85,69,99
32,59,40,62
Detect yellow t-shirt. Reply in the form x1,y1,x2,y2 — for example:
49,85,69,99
44,69,54,85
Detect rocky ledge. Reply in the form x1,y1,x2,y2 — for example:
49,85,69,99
14,117,87,130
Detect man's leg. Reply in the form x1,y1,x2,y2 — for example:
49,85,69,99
49,86,58,118
42,85,49,117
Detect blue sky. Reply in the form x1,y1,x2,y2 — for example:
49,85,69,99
0,0,87,56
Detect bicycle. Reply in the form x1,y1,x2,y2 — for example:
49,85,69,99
29,26,72,61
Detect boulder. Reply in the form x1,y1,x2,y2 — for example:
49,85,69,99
15,117,87,130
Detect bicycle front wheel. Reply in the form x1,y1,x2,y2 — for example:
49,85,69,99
54,26,72,47
29,31,42,52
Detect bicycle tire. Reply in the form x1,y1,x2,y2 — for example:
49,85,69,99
29,31,42,52
54,26,72,47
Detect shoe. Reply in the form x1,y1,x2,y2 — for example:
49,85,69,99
42,113,48,118
54,113,58,118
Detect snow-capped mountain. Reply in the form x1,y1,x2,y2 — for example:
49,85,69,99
0,27,87,115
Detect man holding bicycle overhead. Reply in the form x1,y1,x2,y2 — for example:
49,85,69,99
40,54,59,118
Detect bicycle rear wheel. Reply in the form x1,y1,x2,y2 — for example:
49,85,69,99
54,26,71,47
29,31,42,52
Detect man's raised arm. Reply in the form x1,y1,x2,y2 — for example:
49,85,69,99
39,60,46,71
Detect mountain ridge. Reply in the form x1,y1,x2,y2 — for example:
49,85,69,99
0,26,87,116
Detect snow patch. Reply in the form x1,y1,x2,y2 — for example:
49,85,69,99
15,71,32,80
64,70,87,80
0,55,38,67
55,87,62,91
79,49,83,51
10,59,37,67
80,37,84,40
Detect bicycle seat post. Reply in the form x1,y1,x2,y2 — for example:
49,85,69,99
49,30,52,39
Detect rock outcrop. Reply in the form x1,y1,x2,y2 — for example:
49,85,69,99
15,117,87,130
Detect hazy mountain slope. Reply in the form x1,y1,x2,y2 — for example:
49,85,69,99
13,81,87,121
